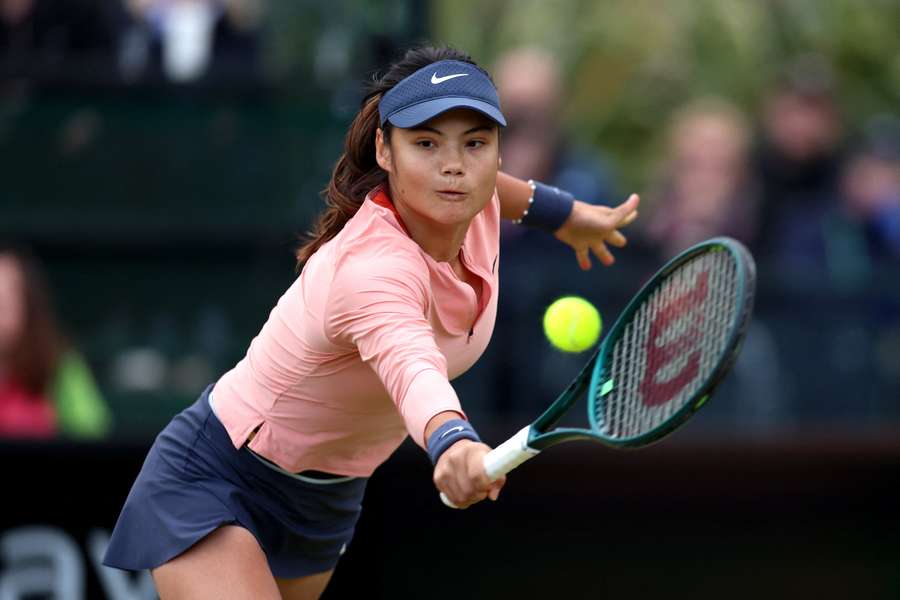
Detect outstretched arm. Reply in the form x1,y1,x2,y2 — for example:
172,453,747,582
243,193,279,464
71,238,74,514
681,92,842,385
325,257,502,509
425,411,505,509
496,171,640,270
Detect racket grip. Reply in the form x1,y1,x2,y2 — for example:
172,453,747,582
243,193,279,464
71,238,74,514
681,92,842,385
439,426,539,509
483,426,540,480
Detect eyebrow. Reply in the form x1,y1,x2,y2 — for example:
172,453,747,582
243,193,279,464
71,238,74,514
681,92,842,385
408,124,496,136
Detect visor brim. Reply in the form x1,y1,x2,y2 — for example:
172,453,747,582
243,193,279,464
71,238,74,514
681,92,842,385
385,97,507,128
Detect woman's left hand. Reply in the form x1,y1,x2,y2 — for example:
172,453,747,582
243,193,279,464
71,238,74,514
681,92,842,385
554,193,640,270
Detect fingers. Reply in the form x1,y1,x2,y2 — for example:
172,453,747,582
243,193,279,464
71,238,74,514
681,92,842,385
614,194,640,223
610,196,639,232
592,241,615,267
607,230,627,248
446,486,488,509
620,209,639,227
436,472,486,509
487,476,506,501
576,242,616,269
575,248,592,271
434,441,500,508
563,193,640,271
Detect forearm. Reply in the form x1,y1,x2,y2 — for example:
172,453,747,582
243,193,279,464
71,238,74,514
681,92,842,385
496,171,536,220
498,171,640,269
497,171,576,232
424,410,467,445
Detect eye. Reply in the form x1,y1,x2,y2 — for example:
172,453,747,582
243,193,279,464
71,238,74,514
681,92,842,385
416,139,435,149
467,139,486,149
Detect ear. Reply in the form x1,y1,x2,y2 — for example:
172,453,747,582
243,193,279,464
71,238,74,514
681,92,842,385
375,128,392,173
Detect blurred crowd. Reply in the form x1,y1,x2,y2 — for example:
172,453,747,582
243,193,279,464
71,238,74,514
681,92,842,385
1,13,898,440
495,47,899,274
638,54,900,274
0,0,265,84
463,47,900,427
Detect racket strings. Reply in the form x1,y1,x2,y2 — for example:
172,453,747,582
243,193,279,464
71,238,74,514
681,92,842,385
609,265,679,438
598,251,739,439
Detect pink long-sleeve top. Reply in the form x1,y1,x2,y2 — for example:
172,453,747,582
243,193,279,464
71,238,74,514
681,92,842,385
212,187,500,477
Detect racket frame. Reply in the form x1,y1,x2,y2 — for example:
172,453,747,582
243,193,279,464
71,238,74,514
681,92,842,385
589,236,756,447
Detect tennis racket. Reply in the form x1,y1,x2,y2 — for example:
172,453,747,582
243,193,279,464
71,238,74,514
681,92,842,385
441,236,756,508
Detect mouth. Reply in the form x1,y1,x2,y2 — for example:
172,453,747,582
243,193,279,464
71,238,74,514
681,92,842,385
435,190,468,201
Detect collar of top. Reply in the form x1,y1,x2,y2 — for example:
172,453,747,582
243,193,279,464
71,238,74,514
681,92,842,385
378,60,507,128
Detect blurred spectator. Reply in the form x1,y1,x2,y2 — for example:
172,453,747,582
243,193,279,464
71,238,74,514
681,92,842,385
753,54,846,271
838,115,900,262
640,98,784,428
118,0,264,84
819,114,900,292
642,97,759,259
494,46,616,223
0,246,111,440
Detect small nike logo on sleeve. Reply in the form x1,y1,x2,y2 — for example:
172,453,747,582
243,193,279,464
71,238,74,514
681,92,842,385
439,425,464,439
431,72,469,84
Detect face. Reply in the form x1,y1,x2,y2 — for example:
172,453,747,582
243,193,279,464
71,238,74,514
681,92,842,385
842,154,900,218
376,108,500,229
0,254,25,355
671,113,749,210
765,93,839,162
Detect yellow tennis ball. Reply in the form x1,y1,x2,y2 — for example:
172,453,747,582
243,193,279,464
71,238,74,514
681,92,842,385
543,296,602,353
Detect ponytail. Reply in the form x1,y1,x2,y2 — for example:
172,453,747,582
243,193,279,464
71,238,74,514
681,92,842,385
294,95,388,267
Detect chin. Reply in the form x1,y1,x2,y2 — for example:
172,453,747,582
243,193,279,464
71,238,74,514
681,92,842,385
434,205,481,225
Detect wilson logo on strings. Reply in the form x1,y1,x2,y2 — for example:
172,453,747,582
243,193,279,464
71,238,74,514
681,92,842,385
640,270,710,406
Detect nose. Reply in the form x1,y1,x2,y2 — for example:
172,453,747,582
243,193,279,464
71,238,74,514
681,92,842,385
441,148,464,177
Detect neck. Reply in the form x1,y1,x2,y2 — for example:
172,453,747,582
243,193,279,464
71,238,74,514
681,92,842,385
380,184,471,263
396,204,470,263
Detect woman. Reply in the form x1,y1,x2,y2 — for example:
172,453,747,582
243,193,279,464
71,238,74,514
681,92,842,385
643,98,758,259
103,45,639,599
0,246,111,440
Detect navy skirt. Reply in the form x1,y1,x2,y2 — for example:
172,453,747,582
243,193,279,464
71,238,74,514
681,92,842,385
103,384,368,579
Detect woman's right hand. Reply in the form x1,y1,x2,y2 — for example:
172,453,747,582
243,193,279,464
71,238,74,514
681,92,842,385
433,439,506,509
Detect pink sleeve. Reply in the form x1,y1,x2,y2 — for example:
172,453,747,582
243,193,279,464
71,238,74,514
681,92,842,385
324,254,465,448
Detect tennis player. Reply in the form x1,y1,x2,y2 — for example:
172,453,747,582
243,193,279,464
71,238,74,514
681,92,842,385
103,45,639,599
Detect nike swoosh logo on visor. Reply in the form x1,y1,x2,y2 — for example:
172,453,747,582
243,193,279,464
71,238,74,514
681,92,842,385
431,72,469,84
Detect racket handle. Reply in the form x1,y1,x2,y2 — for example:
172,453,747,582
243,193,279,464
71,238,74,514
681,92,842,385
483,425,540,480
440,426,540,509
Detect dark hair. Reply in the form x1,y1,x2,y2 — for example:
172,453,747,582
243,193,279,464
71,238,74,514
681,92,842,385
295,45,490,268
0,246,66,395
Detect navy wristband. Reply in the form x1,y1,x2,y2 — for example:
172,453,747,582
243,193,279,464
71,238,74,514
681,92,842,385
517,180,575,232
427,419,481,465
